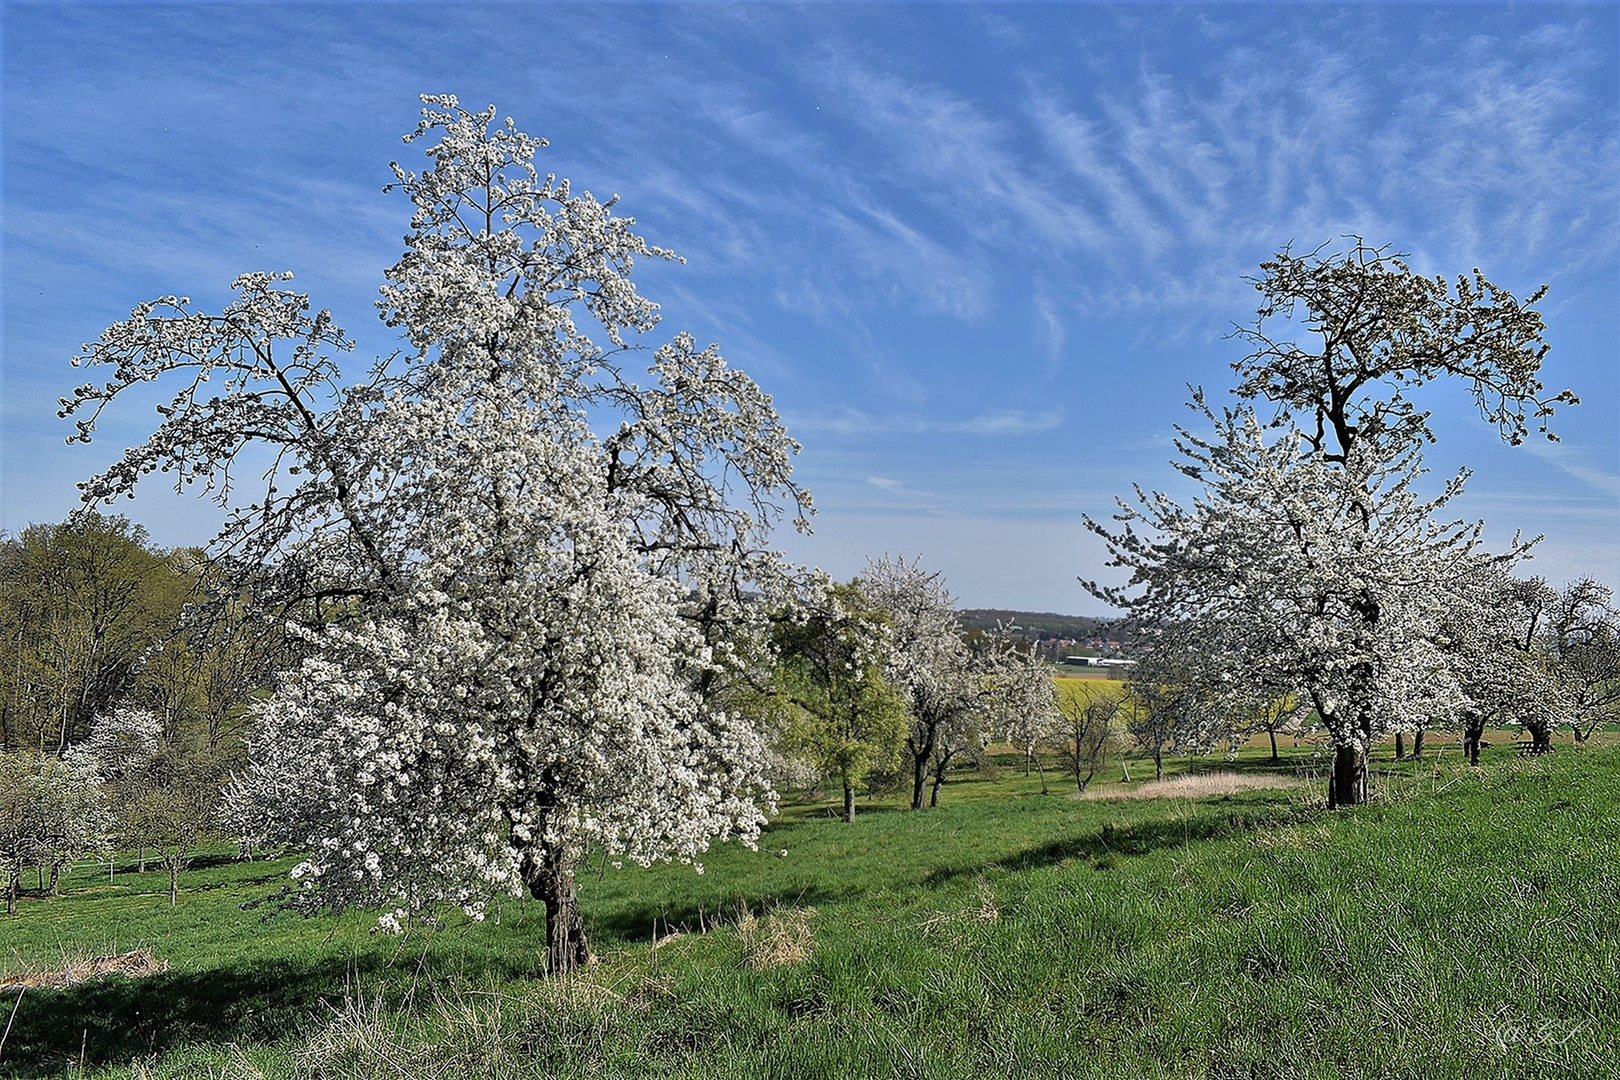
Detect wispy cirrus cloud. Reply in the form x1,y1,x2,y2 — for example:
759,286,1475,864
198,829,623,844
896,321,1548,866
791,407,1065,439
1521,441,1620,500
5,4,1612,592
1015,25,1617,311
722,10,1619,328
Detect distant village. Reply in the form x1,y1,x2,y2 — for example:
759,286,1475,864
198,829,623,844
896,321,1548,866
1032,635,1137,669
954,612,1138,670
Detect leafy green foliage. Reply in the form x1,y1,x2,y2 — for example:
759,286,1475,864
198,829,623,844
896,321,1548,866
0,515,185,755
770,582,908,820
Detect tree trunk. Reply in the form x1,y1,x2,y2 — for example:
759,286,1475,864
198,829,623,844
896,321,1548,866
1413,730,1425,758
138,846,146,873
929,748,956,808
910,742,930,811
48,862,60,897
1119,757,1131,783
6,864,16,915
1394,732,1406,761
169,860,179,907
1327,741,1369,808
1268,729,1279,762
526,846,591,974
842,781,856,823
1529,723,1552,754
1465,720,1484,766
1153,747,1163,782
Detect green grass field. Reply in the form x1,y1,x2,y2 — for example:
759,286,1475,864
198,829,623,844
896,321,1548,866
3,740,1617,1079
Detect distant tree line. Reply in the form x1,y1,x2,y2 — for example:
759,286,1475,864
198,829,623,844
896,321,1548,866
0,513,284,909
957,610,1106,643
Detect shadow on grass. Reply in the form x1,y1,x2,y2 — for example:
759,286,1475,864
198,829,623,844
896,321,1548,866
0,923,550,1078
586,883,842,948
191,871,289,893
769,801,911,825
2,959,326,1076
93,852,248,879
925,798,1305,886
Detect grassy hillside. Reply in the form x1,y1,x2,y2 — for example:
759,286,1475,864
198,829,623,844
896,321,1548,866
3,746,1617,1079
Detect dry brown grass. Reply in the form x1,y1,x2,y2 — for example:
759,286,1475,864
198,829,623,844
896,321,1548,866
916,876,1001,942
735,906,816,970
0,948,167,990
1083,772,1310,801
1248,822,1334,851
972,877,1000,923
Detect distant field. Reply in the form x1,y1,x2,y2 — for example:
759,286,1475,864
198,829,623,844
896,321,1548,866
1051,676,1130,706
3,743,1617,1078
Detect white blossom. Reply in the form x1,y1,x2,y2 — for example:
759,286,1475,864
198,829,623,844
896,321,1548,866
62,96,809,968
1087,398,1507,803
859,556,994,809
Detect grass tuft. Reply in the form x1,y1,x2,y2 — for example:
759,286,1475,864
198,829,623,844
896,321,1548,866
0,949,167,991
295,987,410,1080
735,905,816,970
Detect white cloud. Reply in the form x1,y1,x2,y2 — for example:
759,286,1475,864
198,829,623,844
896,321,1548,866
1031,286,1067,365
792,407,1065,438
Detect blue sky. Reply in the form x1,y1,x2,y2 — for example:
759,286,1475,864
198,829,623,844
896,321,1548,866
3,2,1617,612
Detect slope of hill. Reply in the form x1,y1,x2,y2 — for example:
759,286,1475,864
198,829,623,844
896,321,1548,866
7,747,1616,1078
957,609,1108,640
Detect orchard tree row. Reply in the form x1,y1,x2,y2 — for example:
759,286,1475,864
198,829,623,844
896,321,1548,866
6,517,1610,917
0,704,229,912
0,521,1068,916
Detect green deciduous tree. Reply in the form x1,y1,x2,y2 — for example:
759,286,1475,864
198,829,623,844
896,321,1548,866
771,581,908,823
0,515,186,754
126,744,227,906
